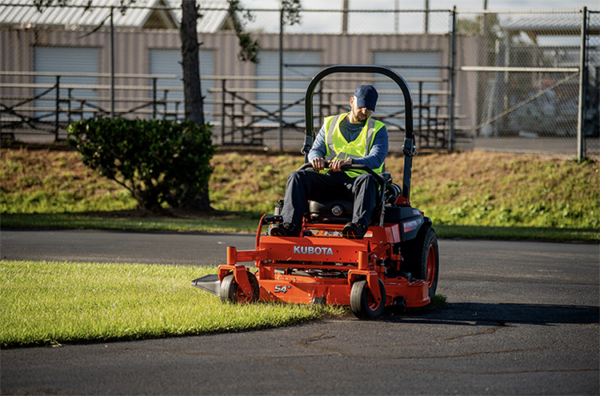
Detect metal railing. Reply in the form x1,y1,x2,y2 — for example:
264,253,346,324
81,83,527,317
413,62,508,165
1,72,458,150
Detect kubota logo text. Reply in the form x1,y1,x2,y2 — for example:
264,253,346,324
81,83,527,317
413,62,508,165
293,246,334,256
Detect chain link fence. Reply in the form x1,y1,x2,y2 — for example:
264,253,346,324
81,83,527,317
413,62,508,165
583,11,599,158
0,2,597,158
456,9,599,158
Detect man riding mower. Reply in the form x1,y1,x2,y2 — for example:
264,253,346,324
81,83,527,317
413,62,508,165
192,65,439,320
271,83,387,240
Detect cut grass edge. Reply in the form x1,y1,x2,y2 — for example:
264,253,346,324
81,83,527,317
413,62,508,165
0,260,349,348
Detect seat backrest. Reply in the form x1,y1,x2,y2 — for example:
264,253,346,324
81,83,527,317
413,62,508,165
380,172,392,185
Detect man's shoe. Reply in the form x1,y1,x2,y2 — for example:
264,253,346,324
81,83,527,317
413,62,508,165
342,222,368,239
269,222,299,237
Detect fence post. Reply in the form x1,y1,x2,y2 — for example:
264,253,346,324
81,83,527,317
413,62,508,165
67,88,72,124
418,81,423,147
221,79,226,146
278,6,284,152
577,6,588,163
110,6,115,119
424,0,429,33
152,78,157,119
448,7,457,152
55,75,60,141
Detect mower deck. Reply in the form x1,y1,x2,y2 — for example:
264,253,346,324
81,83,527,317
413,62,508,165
192,222,431,310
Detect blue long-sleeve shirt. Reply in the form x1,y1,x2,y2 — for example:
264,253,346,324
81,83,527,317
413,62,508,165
308,115,389,170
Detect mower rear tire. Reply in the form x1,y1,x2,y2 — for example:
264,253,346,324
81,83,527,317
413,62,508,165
220,272,260,303
350,278,386,320
402,225,439,301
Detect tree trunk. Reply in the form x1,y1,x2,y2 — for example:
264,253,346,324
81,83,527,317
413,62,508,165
180,0,205,126
192,189,212,212
180,0,212,211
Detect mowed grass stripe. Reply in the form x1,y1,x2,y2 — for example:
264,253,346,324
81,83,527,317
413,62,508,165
0,260,346,348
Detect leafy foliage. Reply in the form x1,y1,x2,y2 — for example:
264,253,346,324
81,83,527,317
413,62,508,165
457,13,501,36
67,118,215,211
282,0,302,26
227,0,302,62
227,0,260,62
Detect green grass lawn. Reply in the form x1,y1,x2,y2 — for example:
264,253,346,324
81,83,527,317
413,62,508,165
1,146,599,242
0,260,347,348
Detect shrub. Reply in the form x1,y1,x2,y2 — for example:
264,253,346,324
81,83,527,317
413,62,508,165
67,117,216,211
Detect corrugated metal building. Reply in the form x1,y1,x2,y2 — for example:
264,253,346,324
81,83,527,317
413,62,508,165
0,1,478,147
0,0,233,31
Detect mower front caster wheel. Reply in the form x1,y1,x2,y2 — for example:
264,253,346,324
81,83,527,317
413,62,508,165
220,272,260,303
350,279,386,320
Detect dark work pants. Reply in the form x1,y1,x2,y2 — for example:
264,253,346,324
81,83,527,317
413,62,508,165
281,169,379,229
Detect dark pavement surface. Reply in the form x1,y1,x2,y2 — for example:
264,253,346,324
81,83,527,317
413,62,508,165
1,229,257,266
1,229,599,395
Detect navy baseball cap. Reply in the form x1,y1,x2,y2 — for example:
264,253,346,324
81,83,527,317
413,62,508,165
354,85,378,111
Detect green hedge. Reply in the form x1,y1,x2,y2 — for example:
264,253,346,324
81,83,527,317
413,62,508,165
68,118,215,211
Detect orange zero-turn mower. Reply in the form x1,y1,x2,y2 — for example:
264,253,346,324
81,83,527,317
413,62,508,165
192,65,439,320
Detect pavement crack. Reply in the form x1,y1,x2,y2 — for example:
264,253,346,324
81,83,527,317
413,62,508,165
394,366,599,375
443,278,599,286
294,333,352,357
440,323,509,340
104,345,307,373
384,346,549,360
292,334,546,361
9,389,68,396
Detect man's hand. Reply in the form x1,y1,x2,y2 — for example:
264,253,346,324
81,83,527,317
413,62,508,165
310,157,326,171
310,158,352,171
329,159,352,171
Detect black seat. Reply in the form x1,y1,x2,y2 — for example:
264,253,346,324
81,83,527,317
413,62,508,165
306,199,353,223
305,173,396,224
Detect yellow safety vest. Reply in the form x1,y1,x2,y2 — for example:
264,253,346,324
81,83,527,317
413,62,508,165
322,112,386,177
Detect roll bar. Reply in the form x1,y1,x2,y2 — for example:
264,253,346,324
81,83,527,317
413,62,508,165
301,65,417,200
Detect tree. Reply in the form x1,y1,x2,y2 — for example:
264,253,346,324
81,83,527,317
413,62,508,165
179,0,300,210
33,0,302,211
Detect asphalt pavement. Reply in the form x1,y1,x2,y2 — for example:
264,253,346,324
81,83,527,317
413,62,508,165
1,229,599,395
